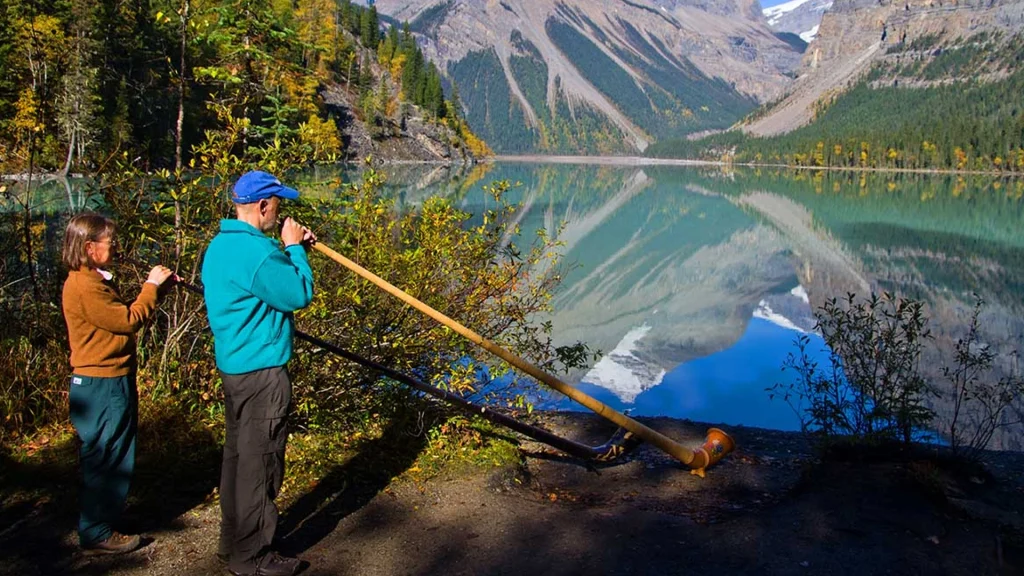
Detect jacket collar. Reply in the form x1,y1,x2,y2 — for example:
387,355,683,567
219,219,268,237
69,268,110,282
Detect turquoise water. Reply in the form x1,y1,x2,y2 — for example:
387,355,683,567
391,163,1024,447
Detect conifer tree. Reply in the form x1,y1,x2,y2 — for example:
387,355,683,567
360,3,378,47
0,7,16,123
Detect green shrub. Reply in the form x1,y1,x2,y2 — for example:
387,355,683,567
769,292,936,444
772,292,1024,457
943,296,1024,461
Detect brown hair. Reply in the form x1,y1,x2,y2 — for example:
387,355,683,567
63,212,116,270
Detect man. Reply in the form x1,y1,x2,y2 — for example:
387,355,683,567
202,170,316,576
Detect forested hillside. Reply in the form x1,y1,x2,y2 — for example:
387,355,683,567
0,0,485,175
371,0,800,154
444,13,762,154
648,31,1024,173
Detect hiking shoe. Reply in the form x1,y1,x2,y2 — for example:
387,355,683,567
228,551,301,576
82,531,141,555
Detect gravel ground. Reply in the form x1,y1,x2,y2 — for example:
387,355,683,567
3,413,1024,576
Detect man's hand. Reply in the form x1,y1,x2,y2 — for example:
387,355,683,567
281,217,316,247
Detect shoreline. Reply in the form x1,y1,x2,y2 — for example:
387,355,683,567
5,157,1020,179
489,155,1024,177
490,154,723,167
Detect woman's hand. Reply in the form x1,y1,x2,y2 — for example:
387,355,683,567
146,265,175,286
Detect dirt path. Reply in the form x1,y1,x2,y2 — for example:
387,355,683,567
4,414,1024,576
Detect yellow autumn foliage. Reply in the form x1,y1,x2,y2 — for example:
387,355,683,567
299,115,342,162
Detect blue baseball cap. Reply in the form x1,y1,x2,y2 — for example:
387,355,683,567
231,170,299,204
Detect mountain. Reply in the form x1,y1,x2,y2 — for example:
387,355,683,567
762,0,833,44
744,0,1024,137
367,0,804,153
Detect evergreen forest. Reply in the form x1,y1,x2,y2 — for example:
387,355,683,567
647,32,1024,173
0,0,486,176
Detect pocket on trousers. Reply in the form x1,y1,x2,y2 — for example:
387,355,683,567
235,368,291,455
108,375,129,409
247,367,290,420
238,416,288,455
68,375,97,432
266,416,288,452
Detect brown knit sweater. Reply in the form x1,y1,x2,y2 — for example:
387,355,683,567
62,269,159,377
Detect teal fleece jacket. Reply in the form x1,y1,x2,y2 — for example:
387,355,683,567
201,219,314,374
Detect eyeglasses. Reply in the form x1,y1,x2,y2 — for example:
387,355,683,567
89,238,118,248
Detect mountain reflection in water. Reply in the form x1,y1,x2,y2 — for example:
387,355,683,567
379,162,1024,451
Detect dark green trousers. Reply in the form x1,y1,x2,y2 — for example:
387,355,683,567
68,372,138,547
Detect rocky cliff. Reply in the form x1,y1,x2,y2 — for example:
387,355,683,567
744,0,1024,136
369,0,803,153
323,86,474,165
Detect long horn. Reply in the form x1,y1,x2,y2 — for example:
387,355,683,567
312,242,735,477
155,262,641,463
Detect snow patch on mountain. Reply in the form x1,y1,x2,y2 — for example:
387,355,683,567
583,323,665,404
763,0,816,26
763,0,832,44
753,284,818,334
754,301,807,333
799,25,820,42
790,284,810,304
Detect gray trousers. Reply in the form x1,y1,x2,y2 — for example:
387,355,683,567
218,366,291,572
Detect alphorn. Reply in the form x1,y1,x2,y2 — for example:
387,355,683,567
159,266,643,463
312,242,735,477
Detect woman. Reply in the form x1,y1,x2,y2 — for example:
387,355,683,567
61,212,174,554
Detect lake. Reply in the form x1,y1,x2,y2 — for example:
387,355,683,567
14,161,1024,449
369,162,1024,449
